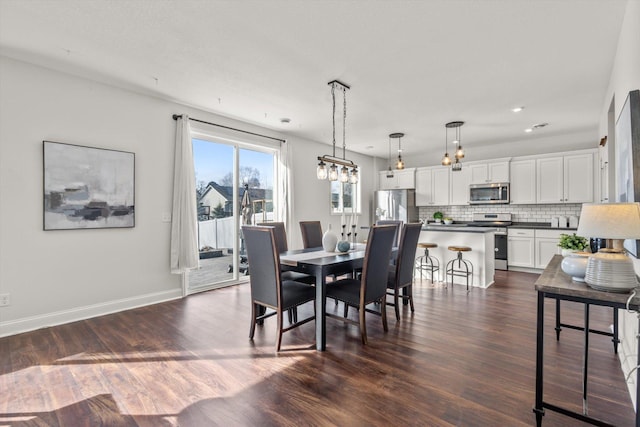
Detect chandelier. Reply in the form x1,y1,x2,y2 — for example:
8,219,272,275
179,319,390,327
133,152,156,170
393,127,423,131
443,121,464,171
316,80,358,184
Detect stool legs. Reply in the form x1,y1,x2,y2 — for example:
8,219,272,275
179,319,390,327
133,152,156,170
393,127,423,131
415,247,441,284
445,251,474,292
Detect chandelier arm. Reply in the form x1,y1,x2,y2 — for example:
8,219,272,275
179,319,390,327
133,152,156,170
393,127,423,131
331,82,336,158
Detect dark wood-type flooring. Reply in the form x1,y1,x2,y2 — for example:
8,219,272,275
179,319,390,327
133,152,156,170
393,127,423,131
1,270,635,426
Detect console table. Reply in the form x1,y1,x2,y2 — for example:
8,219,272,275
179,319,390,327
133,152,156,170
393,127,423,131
534,254,640,426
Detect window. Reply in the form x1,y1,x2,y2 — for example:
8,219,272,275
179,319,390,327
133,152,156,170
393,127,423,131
331,180,360,215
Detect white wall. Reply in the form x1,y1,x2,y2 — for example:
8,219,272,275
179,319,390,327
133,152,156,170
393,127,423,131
598,0,640,406
0,55,375,336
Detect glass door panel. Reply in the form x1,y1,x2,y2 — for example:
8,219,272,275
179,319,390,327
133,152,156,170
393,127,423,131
189,138,277,293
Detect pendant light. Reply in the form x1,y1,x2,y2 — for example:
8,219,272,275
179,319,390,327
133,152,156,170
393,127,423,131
454,123,465,159
444,121,464,170
386,134,394,178
391,132,405,170
441,125,451,166
316,80,358,184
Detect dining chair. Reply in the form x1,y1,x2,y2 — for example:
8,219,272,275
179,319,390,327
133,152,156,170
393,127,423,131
242,225,316,351
376,220,403,247
325,224,397,344
300,221,324,248
386,223,422,321
257,222,316,322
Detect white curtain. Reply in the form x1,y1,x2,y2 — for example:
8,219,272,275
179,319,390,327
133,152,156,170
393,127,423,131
170,115,199,275
278,140,293,236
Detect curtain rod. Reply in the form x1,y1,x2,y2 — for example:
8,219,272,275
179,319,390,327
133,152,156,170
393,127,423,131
172,114,286,143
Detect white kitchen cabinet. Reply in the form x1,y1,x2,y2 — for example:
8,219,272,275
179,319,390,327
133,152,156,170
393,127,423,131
536,152,594,203
508,228,535,268
535,229,563,269
415,166,450,206
449,167,471,205
509,159,536,204
469,161,510,184
378,168,415,190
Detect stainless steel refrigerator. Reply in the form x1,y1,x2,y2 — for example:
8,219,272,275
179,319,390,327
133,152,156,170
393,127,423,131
374,189,418,223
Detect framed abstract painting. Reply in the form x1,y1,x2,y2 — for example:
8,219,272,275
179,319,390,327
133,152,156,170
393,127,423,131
43,141,135,230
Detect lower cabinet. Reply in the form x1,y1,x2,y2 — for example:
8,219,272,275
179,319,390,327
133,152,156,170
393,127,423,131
508,228,564,269
534,229,563,269
508,229,535,268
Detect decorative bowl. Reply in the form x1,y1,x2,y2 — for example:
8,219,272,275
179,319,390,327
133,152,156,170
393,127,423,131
444,219,453,225
336,240,351,253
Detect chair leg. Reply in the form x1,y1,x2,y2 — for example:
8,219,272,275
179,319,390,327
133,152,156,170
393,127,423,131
359,306,368,345
394,288,401,321
408,285,415,313
249,302,257,339
381,298,388,332
343,303,349,318
276,309,284,352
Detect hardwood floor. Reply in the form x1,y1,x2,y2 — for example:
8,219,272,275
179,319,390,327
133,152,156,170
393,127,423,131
1,270,635,426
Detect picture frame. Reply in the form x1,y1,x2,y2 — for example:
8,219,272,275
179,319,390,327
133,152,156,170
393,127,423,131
615,89,640,256
43,141,135,230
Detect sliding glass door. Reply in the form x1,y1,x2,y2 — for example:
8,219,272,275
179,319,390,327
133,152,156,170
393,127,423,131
189,135,277,293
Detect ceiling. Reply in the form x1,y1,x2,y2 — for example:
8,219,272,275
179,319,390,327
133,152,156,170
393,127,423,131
0,0,629,161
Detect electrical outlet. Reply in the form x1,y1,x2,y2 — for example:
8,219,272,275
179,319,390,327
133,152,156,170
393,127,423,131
0,293,10,307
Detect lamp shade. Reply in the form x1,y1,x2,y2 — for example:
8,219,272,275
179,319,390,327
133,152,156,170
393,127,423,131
576,202,640,240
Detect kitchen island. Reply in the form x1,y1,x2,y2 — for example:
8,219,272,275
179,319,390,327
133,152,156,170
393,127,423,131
419,225,496,288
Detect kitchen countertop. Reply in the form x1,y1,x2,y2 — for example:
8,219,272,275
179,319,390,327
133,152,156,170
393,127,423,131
422,224,497,233
509,222,577,231
423,221,577,231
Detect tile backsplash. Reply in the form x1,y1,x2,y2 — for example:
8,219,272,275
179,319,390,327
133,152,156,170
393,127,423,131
418,204,582,224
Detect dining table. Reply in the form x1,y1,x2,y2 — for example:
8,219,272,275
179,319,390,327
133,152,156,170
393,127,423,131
280,244,367,351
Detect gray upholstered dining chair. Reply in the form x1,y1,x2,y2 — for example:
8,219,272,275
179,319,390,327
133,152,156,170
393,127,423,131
386,223,422,321
257,222,316,323
299,221,324,248
376,220,403,247
242,225,316,351
325,224,397,344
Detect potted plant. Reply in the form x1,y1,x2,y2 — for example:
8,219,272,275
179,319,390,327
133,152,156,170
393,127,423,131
433,211,444,224
558,233,589,256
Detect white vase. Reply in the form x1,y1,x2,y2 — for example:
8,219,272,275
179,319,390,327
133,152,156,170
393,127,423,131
561,254,589,282
322,224,338,252
561,248,577,257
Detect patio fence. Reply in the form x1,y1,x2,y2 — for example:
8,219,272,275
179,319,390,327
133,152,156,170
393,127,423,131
198,212,275,250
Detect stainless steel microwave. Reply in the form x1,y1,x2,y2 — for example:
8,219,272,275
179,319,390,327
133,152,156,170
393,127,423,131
469,182,510,204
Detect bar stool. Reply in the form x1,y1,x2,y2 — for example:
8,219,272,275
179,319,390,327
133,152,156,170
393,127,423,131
445,246,474,292
414,243,440,283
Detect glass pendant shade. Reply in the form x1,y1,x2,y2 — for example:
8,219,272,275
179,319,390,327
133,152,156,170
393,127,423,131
442,153,451,166
452,157,462,171
455,145,464,159
328,164,338,181
316,160,327,179
349,168,359,184
396,157,405,170
339,166,349,183
386,166,394,178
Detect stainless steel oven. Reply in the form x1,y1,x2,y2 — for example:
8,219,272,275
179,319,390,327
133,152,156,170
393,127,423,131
467,213,511,270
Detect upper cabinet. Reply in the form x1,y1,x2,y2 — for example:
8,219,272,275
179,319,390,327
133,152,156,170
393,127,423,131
378,168,415,190
536,152,594,204
510,159,536,204
469,161,510,184
415,166,450,206
449,167,471,205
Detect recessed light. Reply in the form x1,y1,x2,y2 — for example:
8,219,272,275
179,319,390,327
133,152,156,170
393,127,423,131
524,128,533,133
365,145,374,150
280,118,291,124
512,106,525,113
532,122,548,129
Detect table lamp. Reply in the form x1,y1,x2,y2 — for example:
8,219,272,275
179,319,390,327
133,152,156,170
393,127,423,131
576,202,640,292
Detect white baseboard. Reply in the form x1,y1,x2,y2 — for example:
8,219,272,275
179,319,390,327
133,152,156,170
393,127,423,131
0,288,183,338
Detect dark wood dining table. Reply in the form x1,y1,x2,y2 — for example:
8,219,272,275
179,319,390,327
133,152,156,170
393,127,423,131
280,245,367,351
